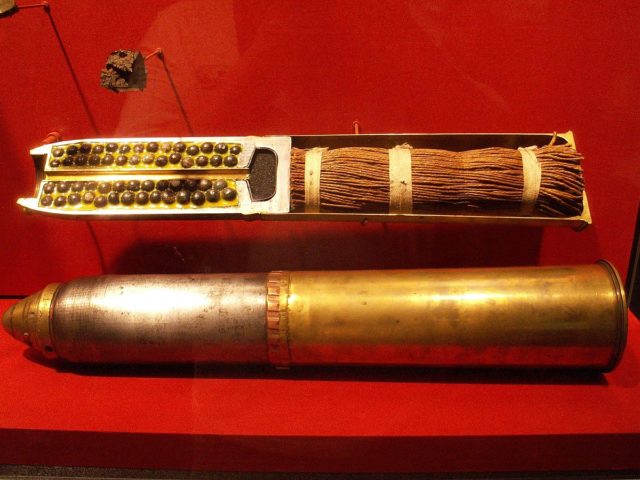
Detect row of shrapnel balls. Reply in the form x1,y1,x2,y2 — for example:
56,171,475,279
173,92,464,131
40,178,237,208
49,141,242,169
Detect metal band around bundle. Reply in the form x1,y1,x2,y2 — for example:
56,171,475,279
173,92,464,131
304,147,325,213
519,146,542,214
388,145,413,214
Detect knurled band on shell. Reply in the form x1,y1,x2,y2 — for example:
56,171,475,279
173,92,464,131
266,271,291,369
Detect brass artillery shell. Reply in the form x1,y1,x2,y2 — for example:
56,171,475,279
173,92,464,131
3,262,627,371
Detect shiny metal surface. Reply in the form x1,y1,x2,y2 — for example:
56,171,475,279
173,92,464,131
51,274,268,363
2,263,626,370
285,262,626,370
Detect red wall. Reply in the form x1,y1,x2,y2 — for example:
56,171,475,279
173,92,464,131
1,0,639,295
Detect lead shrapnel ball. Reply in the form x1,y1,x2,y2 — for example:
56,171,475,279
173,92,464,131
187,145,199,156
162,191,176,205
184,179,198,191
149,191,162,203
82,192,95,204
205,188,219,202
224,155,238,167
177,191,191,204
141,180,155,192
215,143,228,154
221,187,237,201
135,192,149,205
94,195,108,208
191,191,205,205
68,193,81,205
121,192,135,205
198,179,212,191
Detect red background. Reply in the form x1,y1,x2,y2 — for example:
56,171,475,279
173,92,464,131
0,0,639,294
1,0,640,473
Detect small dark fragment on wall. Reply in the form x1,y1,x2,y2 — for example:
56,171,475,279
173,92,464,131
100,50,147,92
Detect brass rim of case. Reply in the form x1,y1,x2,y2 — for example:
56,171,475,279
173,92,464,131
597,259,628,372
266,271,291,369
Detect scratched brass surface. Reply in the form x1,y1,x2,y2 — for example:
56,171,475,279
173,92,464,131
286,262,626,370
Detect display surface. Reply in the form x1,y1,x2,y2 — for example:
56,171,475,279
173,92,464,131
1,297,639,473
2,263,626,370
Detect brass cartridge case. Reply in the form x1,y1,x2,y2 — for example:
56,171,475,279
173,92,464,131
2,262,627,371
